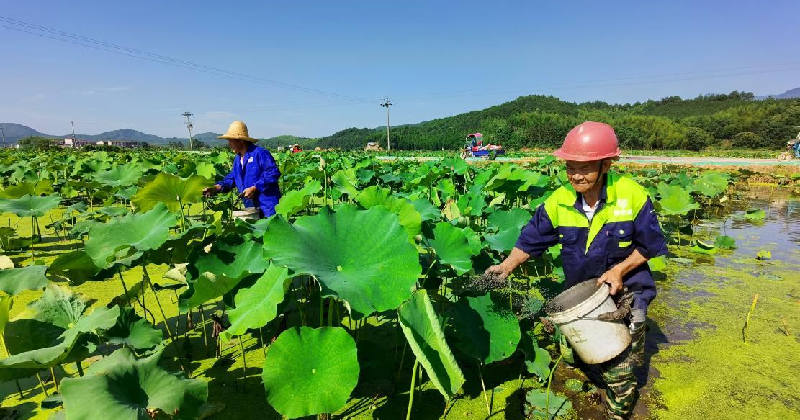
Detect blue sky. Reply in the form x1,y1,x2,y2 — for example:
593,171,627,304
1,0,798,138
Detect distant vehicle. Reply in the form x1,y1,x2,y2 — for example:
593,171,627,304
461,132,504,159
778,132,800,161
364,142,383,151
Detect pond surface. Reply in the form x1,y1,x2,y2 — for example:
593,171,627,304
632,190,800,419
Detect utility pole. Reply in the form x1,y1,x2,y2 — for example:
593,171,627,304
380,98,392,151
0,126,5,148
182,111,194,150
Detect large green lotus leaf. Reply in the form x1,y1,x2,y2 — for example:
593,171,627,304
0,264,49,295
356,186,422,239
105,307,163,350
94,163,145,188
714,235,737,250
221,264,290,340
85,203,178,268
692,172,729,198
0,181,53,199
0,194,61,217
262,206,421,317
456,186,487,217
398,290,465,399
448,294,520,365
331,169,359,198
179,237,269,312
262,327,359,418
657,185,699,216
29,285,87,329
428,222,472,275
274,180,322,219
487,208,531,232
47,250,114,285
412,198,441,222
61,347,207,420
132,172,213,213
658,184,700,216
0,306,119,369
462,227,483,254
484,228,522,253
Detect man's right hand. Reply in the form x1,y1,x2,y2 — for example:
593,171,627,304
203,185,221,197
484,263,511,281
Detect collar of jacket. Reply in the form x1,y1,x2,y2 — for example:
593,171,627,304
550,172,619,211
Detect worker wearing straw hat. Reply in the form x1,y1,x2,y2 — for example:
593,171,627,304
203,121,281,218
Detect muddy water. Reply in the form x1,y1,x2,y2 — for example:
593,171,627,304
631,189,800,419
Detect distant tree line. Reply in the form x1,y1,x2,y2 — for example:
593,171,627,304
308,92,799,151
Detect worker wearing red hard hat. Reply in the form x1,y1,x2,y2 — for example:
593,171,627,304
486,121,667,419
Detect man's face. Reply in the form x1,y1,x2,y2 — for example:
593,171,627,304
565,160,609,193
227,139,245,153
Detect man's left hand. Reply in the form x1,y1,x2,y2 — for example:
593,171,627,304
242,186,257,199
597,267,624,295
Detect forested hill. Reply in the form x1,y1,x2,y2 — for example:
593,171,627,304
310,91,800,151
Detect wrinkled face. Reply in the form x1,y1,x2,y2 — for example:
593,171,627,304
227,139,247,154
565,160,612,193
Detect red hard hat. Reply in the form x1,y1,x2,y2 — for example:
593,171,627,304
553,121,620,161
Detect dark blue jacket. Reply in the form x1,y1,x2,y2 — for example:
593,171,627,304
216,143,281,217
515,172,668,306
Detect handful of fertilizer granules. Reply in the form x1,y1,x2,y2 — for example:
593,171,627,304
462,272,544,320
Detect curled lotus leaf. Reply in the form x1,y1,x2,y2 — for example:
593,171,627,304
261,327,359,419
262,205,421,317
274,180,322,219
93,163,145,188
398,290,465,399
657,185,699,216
356,186,422,239
105,307,164,350
61,347,207,420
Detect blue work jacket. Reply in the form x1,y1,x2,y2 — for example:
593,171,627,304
515,172,668,307
216,143,281,217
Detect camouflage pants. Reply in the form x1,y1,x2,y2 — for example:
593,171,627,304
597,319,647,420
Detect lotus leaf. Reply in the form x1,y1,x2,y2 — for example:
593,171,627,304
331,168,359,198
262,206,421,317
0,264,48,295
689,240,717,255
132,172,213,213
448,294,521,364
756,250,772,260
412,198,441,222
0,295,10,355
61,347,207,420
261,327,359,418
179,237,269,311
647,255,668,272
30,285,87,329
427,222,473,275
274,180,321,218
714,235,737,250
745,209,766,220
105,307,164,350
524,389,571,418
488,208,532,232
0,181,53,199
222,264,290,340
657,185,699,216
0,194,61,217
485,228,522,253
456,186,487,217
692,172,729,198
398,290,465,399
356,186,422,239
0,305,119,369
94,163,144,188
84,203,177,268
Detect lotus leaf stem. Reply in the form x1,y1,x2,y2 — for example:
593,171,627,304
405,359,420,420
545,353,564,419
75,361,84,377
742,293,759,343
477,361,491,415
50,367,58,392
239,336,248,391
35,372,49,397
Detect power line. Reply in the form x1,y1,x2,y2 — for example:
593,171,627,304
0,15,375,103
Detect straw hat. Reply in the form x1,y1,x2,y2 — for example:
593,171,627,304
218,121,257,142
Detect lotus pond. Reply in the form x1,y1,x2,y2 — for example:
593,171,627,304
0,150,798,420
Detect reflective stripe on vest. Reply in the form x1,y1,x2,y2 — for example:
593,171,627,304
542,172,649,253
